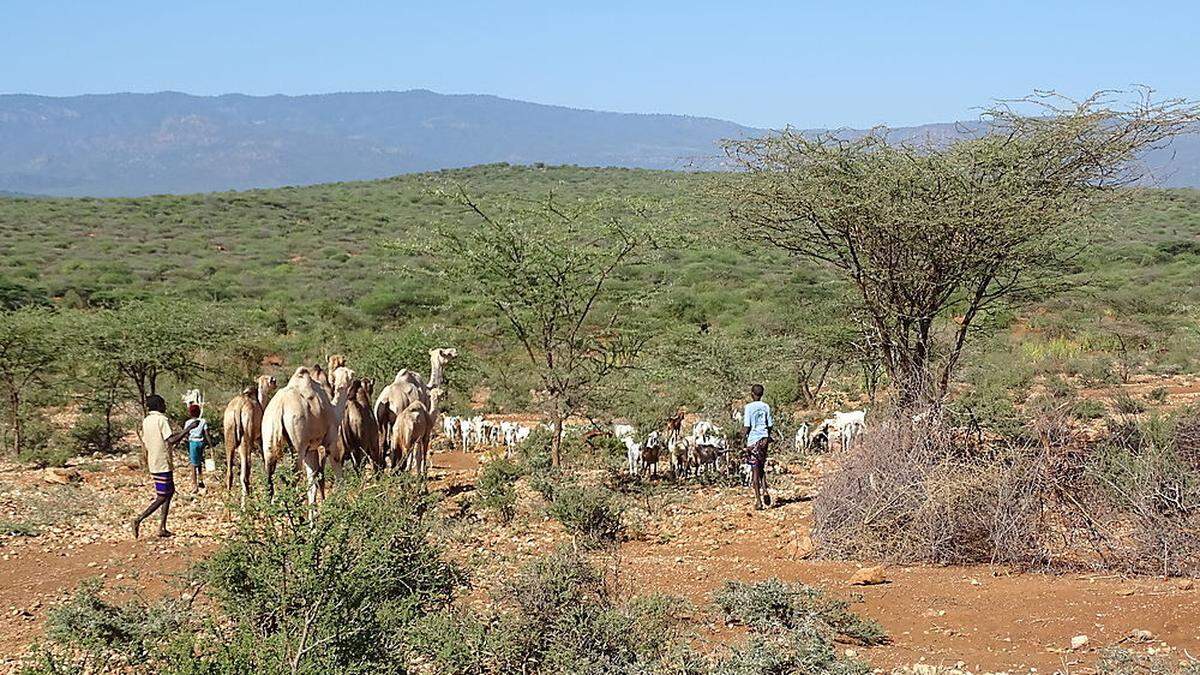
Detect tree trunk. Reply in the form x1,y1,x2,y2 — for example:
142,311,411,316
550,416,564,468
8,391,22,457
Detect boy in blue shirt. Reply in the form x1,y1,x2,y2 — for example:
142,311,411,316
741,383,774,509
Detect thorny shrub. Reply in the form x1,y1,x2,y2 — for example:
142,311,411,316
475,456,525,523
1075,409,1200,576
812,415,1049,566
546,481,624,548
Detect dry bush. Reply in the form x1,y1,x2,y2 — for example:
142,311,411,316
1067,410,1200,576
811,415,1048,566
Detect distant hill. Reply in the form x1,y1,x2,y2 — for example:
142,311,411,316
1,90,1197,196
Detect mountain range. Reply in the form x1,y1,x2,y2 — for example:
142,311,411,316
1,90,1197,196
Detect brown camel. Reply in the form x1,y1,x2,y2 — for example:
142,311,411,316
339,378,382,470
261,367,342,504
222,386,263,503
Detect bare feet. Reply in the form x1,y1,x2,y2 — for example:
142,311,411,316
131,518,140,539
157,529,174,539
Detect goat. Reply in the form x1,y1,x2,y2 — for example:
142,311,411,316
794,422,810,451
624,436,642,475
670,436,691,477
641,431,662,476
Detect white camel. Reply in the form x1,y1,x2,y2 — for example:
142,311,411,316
261,367,343,504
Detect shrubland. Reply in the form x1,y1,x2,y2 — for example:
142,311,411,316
2,166,1199,456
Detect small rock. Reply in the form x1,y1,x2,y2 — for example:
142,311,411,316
1176,578,1195,591
848,565,888,586
843,648,857,658
1070,634,1089,650
1130,629,1154,642
42,467,80,485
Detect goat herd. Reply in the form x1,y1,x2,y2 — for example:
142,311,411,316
604,409,869,482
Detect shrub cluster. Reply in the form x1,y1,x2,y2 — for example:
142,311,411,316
545,481,624,548
1075,409,1200,576
26,474,464,674
715,579,886,646
812,416,1048,566
408,548,683,674
475,456,526,523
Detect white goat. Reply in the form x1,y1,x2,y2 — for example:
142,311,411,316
181,389,205,411
793,422,810,451
624,436,642,475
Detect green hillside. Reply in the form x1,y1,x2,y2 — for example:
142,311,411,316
2,164,1199,421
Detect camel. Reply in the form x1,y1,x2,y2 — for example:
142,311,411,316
339,378,382,471
428,348,458,390
374,347,458,468
375,369,431,469
261,367,343,504
222,386,263,503
256,375,278,408
389,386,442,477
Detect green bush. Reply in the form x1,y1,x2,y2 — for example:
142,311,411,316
70,413,126,456
714,579,886,646
1114,393,1147,415
23,579,189,673
27,474,464,674
476,457,525,523
546,482,623,548
17,421,70,467
712,625,870,675
1072,398,1107,420
407,549,685,674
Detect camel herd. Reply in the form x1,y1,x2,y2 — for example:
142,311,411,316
220,348,458,503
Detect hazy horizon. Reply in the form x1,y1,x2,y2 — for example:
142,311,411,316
5,1,1198,130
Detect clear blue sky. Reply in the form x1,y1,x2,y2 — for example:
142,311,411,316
4,0,1198,129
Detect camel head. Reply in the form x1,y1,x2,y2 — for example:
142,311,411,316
256,374,278,396
430,347,458,370
428,348,458,388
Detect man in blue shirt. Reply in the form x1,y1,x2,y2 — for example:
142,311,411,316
741,383,774,509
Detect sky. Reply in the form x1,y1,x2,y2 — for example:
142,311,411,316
3,0,1198,129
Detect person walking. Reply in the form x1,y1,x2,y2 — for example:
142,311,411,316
741,383,774,509
184,403,213,493
131,395,189,539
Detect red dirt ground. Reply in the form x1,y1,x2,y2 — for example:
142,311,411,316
1,448,1197,673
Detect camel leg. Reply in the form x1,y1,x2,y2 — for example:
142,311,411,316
239,444,252,506
226,441,236,493
264,452,278,498
302,449,323,505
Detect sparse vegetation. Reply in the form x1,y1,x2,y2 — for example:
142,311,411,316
476,456,525,523
546,481,624,548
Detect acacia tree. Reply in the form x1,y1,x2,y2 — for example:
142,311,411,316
720,89,1198,405
85,300,233,414
425,189,653,467
0,308,63,456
